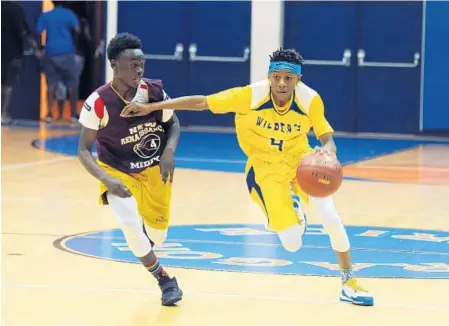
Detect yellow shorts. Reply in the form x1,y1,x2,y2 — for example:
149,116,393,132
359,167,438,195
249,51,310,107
245,149,312,232
98,161,172,230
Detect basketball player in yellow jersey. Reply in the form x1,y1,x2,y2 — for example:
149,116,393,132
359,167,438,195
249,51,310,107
121,48,374,306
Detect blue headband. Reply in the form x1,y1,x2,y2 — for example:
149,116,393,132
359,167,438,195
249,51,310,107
268,61,301,75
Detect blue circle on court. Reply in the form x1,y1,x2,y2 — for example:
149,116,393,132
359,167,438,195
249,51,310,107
57,224,449,279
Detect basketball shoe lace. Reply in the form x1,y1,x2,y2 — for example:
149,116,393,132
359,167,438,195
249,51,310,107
344,279,369,293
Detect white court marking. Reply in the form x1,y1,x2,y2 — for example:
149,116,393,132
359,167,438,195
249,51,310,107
1,156,76,171
2,282,448,311
352,164,449,172
0,196,436,219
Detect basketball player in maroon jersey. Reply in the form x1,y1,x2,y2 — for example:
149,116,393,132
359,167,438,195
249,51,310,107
77,33,182,306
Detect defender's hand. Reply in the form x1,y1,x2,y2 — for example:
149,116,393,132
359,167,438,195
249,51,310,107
104,177,132,197
159,148,175,184
120,102,151,118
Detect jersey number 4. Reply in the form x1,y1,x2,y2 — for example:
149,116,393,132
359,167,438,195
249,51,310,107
270,138,284,152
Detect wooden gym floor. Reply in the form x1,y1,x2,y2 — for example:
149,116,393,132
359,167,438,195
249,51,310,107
1,123,449,326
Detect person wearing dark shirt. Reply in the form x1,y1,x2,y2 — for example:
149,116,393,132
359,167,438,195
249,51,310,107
77,33,182,306
1,1,36,123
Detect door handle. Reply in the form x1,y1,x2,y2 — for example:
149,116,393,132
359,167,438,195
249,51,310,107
357,49,420,68
303,49,352,67
188,44,250,62
144,43,184,61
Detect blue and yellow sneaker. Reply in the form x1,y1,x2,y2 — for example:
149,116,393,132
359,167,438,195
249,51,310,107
340,279,374,306
291,193,307,235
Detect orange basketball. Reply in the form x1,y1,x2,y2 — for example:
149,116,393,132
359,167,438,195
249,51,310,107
296,151,343,197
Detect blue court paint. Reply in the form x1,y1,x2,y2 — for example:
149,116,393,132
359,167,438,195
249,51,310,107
60,224,449,279
32,131,449,175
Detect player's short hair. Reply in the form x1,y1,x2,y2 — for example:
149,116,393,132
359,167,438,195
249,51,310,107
107,33,142,61
270,48,304,65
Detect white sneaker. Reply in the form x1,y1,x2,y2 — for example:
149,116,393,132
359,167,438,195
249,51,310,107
291,192,307,235
340,279,374,306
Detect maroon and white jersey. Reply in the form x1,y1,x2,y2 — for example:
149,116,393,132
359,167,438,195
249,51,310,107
79,78,174,174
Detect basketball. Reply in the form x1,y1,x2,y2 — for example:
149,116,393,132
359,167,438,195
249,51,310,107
296,151,343,197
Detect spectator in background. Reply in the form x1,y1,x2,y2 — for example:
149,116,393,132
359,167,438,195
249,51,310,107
56,15,93,121
1,1,37,124
36,1,80,123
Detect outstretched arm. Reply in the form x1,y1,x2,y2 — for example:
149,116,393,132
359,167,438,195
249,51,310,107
121,96,208,117
158,96,208,111
121,86,252,118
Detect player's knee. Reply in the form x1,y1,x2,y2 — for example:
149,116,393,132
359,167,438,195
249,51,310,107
117,214,140,229
321,209,343,234
277,224,303,252
120,221,153,257
122,228,152,257
106,194,153,257
325,221,350,252
310,196,341,230
281,239,303,252
310,196,350,252
107,194,143,232
144,225,167,244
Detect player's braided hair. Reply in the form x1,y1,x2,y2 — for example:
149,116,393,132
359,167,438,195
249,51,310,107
107,33,142,61
270,48,304,65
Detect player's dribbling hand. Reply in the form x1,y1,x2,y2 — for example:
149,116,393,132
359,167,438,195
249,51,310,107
160,148,175,184
120,102,151,118
104,177,132,198
314,146,337,157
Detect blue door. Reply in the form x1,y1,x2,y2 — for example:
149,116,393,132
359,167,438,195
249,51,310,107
355,1,422,133
184,1,251,127
283,1,358,132
117,1,251,128
117,1,190,123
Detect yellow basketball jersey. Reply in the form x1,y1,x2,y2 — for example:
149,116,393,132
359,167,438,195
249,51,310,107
206,79,334,163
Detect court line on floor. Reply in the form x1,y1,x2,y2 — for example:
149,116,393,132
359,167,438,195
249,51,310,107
0,155,246,172
1,156,76,171
165,239,449,256
2,153,441,185
1,196,92,203
352,164,449,172
2,282,448,311
176,157,246,164
4,230,448,256
63,236,449,257
0,196,437,219
9,140,445,185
